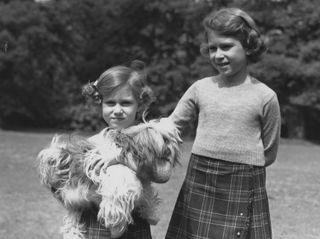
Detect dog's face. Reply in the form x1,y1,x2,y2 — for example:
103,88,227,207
132,127,180,183
113,120,181,183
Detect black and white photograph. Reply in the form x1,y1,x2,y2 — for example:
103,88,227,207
0,0,319,239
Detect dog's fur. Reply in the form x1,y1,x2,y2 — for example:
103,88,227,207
37,119,181,239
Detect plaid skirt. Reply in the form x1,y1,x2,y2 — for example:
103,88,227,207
81,209,152,239
165,154,272,239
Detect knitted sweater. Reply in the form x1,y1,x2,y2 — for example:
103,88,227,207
170,76,281,166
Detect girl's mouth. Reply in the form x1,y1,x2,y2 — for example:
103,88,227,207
112,117,125,121
216,62,229,67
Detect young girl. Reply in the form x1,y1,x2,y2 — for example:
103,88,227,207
81,60,155,239
165,8,281,239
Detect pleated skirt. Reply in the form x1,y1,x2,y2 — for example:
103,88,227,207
81,209,152,239
165,154,272,239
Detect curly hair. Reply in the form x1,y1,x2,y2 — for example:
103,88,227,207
200,8,267,63
82,60,155,122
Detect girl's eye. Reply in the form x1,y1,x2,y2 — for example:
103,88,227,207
104,101,116,106
220,44,232,50
121,101,133,106
209,44,232,52
209,46,217,52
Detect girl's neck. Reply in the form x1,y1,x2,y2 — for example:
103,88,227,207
218,68,249,87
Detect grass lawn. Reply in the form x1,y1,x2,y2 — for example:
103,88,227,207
0,130,319,239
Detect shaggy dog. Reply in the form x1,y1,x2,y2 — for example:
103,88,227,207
37,119,181,239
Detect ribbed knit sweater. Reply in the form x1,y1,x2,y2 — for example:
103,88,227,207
170,76,281,166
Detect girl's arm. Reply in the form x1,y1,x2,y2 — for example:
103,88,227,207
261,94,281,166
169,83,198,134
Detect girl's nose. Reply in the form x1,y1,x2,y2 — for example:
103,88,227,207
210,49,223,61
215,48,224,59
113,104,124,114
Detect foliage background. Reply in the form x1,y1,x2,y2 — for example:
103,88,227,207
0,0,320,139
1,1,320,239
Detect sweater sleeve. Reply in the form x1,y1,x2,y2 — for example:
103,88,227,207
169,83,198,133
261,94,281,166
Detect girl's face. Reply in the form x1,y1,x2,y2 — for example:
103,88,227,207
207,30,248,81
102,84,139,129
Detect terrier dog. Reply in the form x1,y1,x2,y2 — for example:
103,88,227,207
37,119,181,239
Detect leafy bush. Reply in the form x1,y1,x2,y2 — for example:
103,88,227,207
0,0,319,139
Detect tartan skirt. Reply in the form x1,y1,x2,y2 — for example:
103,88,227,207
165,154,272,239
81,209,152,239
